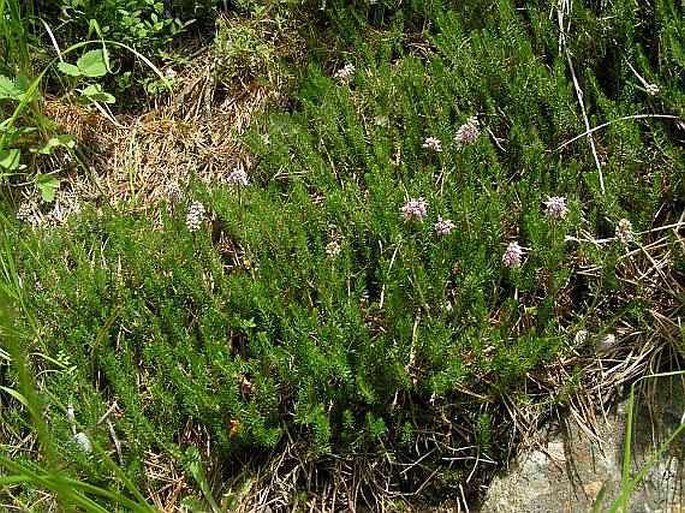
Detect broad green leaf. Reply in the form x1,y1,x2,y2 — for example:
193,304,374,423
88,19,103,38
0,386,29,408
14,75,31,92
0,149,21,170
0,75,25,100
35,174,61,202
77,49,109,78
0,475,30,486
36,135,76,155
57,62,82,77
81,84,116,104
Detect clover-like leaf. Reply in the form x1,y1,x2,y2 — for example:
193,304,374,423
0,75,26,100
57,62,82,77
0,148,21,170
35,173,61,202
36,135,76,155
81,83,116,104
76,49,109,78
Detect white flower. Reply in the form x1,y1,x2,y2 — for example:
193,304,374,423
645,83,659,96
615,218,634,244
502,241,524,268
598,333,616,351
573,330,589,346
227,168,249,186
66,405,75,424
434,217,455,236
163,181,184,203
401,198,428,223
186,201,206,232
543,196,568,220
374,115,389,127
16,201,42,227
454,115,480,145
422,136,443,153
325,240,342,257
73,432,92,453
333,63,355,83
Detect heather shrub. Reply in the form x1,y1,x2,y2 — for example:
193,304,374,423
1,0,683,508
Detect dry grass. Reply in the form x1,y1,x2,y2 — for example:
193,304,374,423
36,10,310,210
42,68,278,206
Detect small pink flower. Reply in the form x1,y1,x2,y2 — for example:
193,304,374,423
422,137,443,152
615,218,634,244
186,201,206,232
325,240,342,257
502,241,524,268
401,198,428,223
543,196,568,220
333,63,355,83
454,115,480,145
434,217,455,236
227,168,249,186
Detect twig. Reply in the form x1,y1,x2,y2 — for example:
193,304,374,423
107,419,124,465
486,127,507,152
556,114,681,151
466,451,481,484
459,483,470,513
406,314,420,377
97,400,119,425
380,242,401,309
398,448,436,476
558,4,605,192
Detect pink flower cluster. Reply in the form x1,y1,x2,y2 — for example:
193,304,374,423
434,217,455,236
186,201,206,232
454,116,480,145
502,241,524,268
615,218,634,244
227,168,249,186
400,198,456,237
400,198,428,222
543,196,568,220
333,63,355,83
422,137,443,153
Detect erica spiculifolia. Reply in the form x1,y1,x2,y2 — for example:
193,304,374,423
325,240,342,257
401,198,428,223
543,196,568,220
502,241,524,268
186,201,206,232
454,116,480,145
422,137,443,153
434,217,455,236
615,218,634,244
227,168,249,186
333,63,355,83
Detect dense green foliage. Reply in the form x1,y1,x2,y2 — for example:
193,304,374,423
1,0,684,509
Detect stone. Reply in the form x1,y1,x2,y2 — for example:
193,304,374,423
480,382,685,512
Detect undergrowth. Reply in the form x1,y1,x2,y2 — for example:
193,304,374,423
1,0,684,510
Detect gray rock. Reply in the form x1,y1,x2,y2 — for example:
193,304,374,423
480,385,685,512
